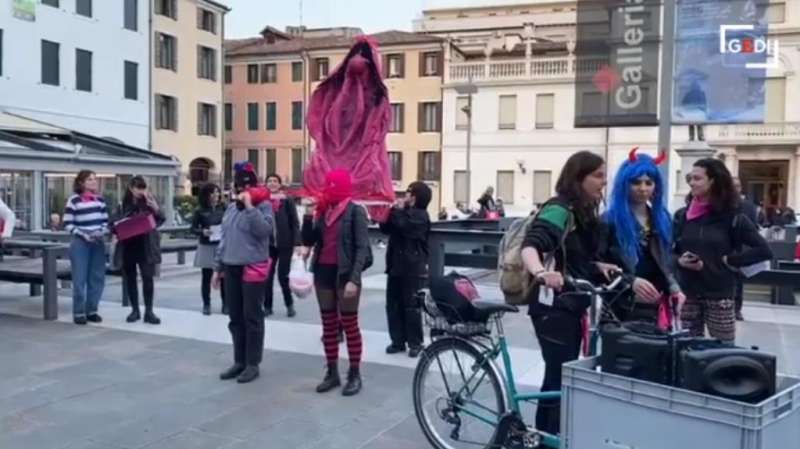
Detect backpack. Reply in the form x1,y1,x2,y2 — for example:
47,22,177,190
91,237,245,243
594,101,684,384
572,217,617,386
498,204,573,305
429,272,481,324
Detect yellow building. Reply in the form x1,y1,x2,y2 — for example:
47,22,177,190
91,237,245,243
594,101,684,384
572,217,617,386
151,0,229,194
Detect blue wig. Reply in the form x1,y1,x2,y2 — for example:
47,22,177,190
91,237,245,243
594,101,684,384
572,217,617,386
606,152,672,267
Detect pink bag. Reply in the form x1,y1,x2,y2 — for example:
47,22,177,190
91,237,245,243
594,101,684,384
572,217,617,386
115,214,156,241
243,260,272,283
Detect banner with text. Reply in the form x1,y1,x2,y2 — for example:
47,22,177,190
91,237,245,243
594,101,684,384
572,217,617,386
574,0,661,127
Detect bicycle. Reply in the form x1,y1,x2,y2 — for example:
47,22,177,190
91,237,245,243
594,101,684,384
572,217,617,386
412,275,629,449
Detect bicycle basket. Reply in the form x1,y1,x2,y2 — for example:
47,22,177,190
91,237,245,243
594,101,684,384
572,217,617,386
419,289,490,336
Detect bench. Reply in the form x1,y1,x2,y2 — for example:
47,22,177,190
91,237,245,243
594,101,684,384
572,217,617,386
0,242,69,320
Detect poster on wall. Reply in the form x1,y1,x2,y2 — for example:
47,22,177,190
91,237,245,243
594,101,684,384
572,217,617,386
574,0,661,127
12,0,35,21
673,0,772,124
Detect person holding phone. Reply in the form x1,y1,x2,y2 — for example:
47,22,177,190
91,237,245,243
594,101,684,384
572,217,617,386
673,159,771,343
63,170,109,325
192,183,226,315
113,176,166,325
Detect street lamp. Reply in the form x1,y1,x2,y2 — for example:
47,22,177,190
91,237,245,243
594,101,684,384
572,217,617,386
455,79,477,208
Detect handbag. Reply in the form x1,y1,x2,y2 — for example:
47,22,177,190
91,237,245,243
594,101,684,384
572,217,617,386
243,260,272,283
115,213,156,241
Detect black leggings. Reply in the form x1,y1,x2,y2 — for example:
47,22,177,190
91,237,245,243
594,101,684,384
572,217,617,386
201,268,226,307
123,260,155,311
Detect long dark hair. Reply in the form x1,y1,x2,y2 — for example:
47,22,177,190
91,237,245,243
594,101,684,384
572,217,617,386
73,170,96,194
198,183,220,210
555,151,605,223
318,40,387,106
122,176,148,209
693,158,739,212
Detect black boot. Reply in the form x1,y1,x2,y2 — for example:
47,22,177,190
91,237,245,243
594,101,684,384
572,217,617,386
316,363,341,393
386,343,405,354
126,308,141,323
237,365,260,384
342,367,362,396
287,306,296,318
144,309,161,325
202,304,211,316
219,363,245,380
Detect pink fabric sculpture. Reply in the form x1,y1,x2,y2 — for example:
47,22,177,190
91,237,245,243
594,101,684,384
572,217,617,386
303,37,395,220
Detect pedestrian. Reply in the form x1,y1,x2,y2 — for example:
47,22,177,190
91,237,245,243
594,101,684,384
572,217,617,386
63,170,108,325
520,151,617,435
477,186,496,218
113,176,165,325
602,149,685,326
49,213,62,231
264,173,299,318
496,198,506,218
674,158,772,344
213,162,274,384
300,169,371,396
381,182,432,358
192,183,227,316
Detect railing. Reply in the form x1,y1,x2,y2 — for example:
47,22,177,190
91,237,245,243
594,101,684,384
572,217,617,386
715,122,800,141
448,56,607,83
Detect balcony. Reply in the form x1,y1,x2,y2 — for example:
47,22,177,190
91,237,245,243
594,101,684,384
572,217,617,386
447,56,605,83
712,123,800,144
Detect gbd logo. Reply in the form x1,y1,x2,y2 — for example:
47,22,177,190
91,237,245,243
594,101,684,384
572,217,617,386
720,25,780,69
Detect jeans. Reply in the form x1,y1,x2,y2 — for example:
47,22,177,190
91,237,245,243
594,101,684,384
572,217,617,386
224,265,266,366
70,236,107,318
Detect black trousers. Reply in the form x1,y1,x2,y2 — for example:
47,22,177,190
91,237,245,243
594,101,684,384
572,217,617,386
201,268,226,307
531,310,582,436
735,277,744,314
224,265,266,367
264,247,293,310
386,276,424,348
123,260,155,311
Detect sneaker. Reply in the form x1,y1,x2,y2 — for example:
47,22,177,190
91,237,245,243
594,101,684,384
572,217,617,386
219,364,245,380
74,316,87,325
87,314,103,323
236,365,260,384
287,306,296,318
385,344,406,355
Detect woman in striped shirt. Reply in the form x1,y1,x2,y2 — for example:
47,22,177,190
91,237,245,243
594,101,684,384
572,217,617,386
63,170,109,325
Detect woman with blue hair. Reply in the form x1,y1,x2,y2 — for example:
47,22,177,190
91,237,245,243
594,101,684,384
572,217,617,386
604,148,685,327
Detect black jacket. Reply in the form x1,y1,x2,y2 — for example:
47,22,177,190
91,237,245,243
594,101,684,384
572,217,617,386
673,209,772,299
113,199,166,265
380,206,430,278
272,198,300,249
302,202,372,286
739,198,758,226
191,205,225,245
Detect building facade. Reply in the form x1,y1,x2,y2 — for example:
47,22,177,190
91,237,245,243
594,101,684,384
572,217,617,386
0,0,150,147
420,1,799,216
151,0,229,194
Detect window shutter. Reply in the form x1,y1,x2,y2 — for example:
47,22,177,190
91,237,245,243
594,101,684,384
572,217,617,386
197,7,202,29
398,54,405,78
417,152,424,180
197,103,202,134
311,59,319,81
418,103,424,132
436,102,443,131
171,0,177,19
173,97,179,131
172,37,178,71
399,104,404,132
197,46,202,78
419,52,425,77
382,55,389,79
211,50,217,81
212,106,217,137
155,33,162,67
436,52,444,77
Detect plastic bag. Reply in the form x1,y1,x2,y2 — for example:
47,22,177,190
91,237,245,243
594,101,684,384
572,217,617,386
289,255,314,299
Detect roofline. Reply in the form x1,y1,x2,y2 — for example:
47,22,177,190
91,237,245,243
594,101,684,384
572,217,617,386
421,0,573,14
198,0,231,13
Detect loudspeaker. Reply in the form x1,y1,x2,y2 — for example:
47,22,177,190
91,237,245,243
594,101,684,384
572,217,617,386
600,321,674,385
678,348,776,404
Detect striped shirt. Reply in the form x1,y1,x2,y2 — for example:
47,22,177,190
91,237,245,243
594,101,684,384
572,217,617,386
63,194,109,236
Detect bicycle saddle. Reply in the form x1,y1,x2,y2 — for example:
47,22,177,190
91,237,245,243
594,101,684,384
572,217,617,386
472,301,519,315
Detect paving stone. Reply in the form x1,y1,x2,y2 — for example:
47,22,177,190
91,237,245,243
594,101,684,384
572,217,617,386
140,429,240,449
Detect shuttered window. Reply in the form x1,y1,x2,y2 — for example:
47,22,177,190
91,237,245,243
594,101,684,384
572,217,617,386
499,95,516,130
535,94,554,129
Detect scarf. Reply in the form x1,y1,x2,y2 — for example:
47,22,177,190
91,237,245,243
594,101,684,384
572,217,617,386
80,192,98,202
686,198,712,221
317,169,353,225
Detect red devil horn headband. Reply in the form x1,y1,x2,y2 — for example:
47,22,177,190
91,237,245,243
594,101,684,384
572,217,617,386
628,146,667,166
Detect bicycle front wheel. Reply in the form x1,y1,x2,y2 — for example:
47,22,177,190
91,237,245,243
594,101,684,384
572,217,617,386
413,337,507,449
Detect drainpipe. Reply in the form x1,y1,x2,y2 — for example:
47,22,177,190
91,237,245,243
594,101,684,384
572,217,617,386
302,49,310,165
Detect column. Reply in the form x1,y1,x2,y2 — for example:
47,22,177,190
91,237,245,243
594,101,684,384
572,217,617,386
793,146,800,210
717,146,738,176
165,174,176,226
32,170,44,230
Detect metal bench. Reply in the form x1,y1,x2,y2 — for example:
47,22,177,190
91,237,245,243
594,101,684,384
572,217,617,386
0,241,69,320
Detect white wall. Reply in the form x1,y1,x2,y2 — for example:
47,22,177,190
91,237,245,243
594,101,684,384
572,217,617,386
0,0,150,148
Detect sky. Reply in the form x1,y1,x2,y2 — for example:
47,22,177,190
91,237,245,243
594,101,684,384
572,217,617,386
221,0,539,39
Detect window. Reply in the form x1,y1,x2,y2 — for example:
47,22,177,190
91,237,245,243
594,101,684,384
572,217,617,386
497,171,514,204
421,52,441,76
155,0,177,19
224,65,232,84
499,95,517,130
766,78,786,123
155,33,177,71
758,3,785,23
124,0,138,31
389,152,403,181
155,94,177,131
41,40,60,86
418,152,440,181
292,101,303,130
42,0,59,6
197,46,216,80
224,149,232,186
533,171,552,205
387,54,404,78
390,104,404,133
292,62,303,82
76,0,91,17
456,97,469,130
454,171,468,204
291,148,304,183
266,149,277,175
260,63,277,83
315,58,329,81
198,103,216,137
247,64,258,83
266,102,277,130
419,102,442,132
248,149,260,176
247,103,259,131
197,8,216,34
124,61,138,100
224,103,233,131
536,94,555,129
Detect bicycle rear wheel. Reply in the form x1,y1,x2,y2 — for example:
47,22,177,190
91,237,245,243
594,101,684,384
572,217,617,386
413,337,507,449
